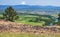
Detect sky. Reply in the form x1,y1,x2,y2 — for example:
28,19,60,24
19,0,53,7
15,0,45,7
0,0,60,6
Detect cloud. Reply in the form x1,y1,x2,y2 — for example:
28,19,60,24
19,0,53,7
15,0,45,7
21,1,26,4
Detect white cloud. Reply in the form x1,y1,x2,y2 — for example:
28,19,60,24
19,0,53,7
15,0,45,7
21,1,26,4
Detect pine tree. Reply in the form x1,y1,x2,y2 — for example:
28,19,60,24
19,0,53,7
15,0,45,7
3,6,19,22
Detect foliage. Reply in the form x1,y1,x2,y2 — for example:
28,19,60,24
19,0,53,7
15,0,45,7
58,13,60,22
3,6,19,22
57,13,60,25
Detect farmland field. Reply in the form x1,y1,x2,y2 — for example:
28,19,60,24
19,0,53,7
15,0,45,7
15,15,45,26
15,14,56,26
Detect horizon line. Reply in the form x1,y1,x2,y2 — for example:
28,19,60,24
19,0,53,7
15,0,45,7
0,4,60,7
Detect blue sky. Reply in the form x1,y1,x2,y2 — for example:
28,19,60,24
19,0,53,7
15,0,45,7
0,0,60,6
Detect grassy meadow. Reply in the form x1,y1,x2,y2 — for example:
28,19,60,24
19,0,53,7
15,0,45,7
15,15,45,26
0,32,60,37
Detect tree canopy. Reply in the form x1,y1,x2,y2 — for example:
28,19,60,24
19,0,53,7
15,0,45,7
3,6,19,22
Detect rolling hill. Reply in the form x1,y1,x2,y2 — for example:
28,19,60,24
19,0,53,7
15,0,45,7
0,5,60,14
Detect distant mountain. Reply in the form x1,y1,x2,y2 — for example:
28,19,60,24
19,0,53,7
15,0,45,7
0,5,60,14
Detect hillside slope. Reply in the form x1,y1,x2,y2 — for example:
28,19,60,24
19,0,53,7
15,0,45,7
0,20,60,34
